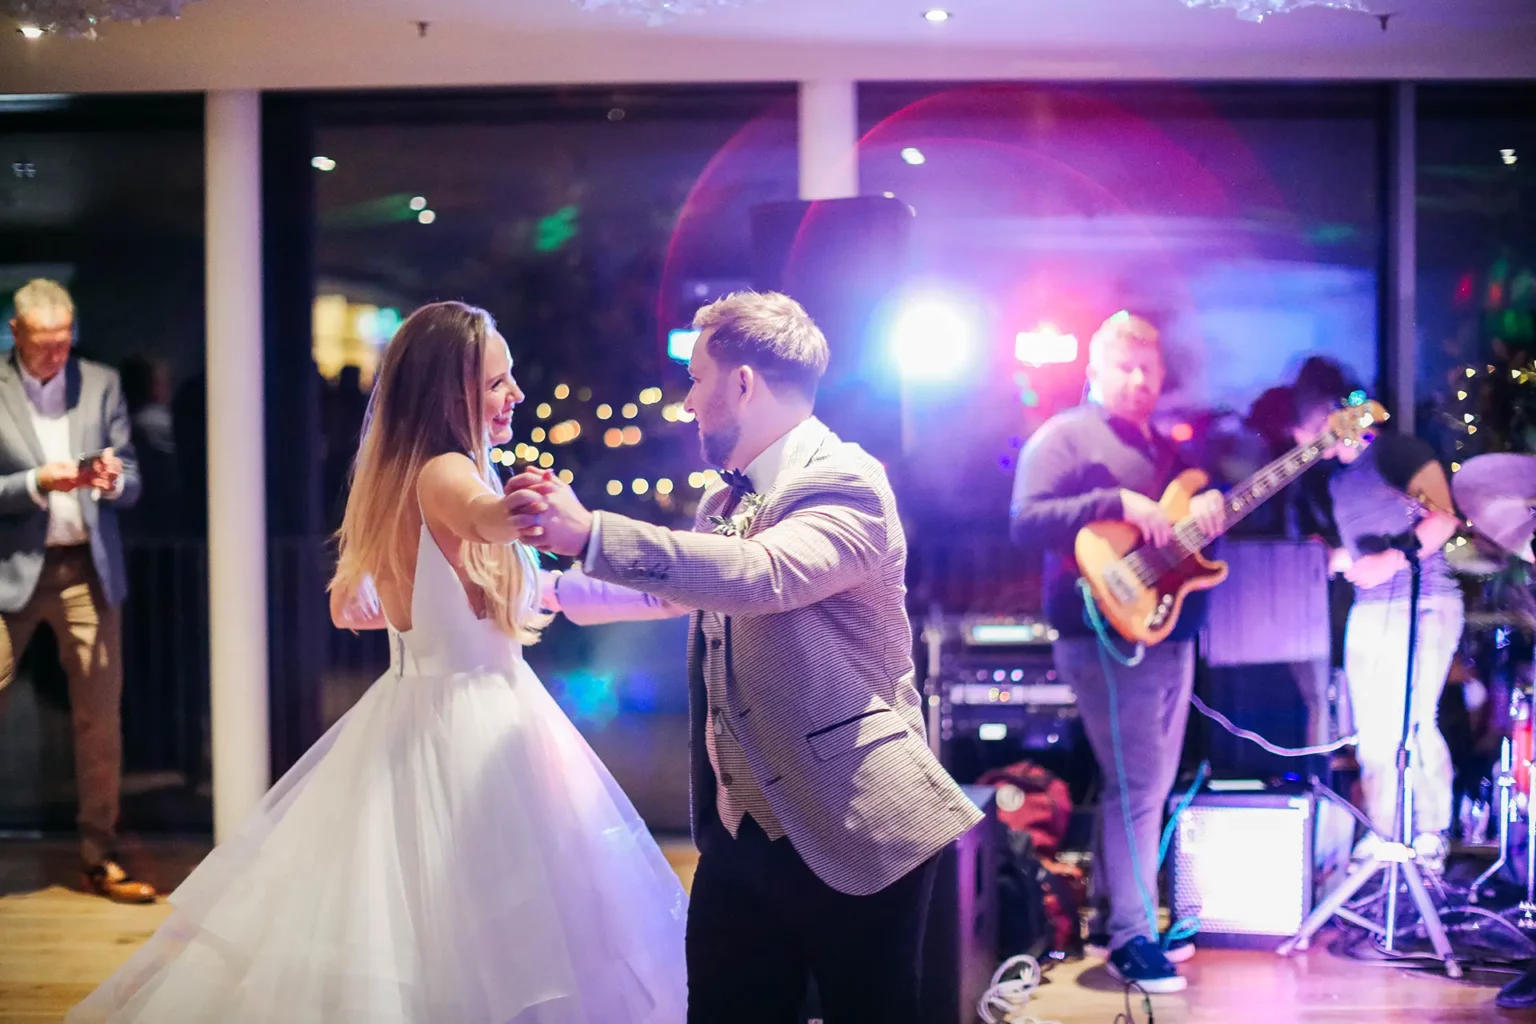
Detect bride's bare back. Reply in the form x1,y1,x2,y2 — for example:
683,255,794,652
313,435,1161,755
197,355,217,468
331,452,546,632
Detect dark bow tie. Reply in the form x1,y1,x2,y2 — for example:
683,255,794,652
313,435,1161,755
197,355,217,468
721,469,753,495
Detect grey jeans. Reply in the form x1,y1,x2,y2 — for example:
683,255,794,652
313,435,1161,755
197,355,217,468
1055,636,1195,953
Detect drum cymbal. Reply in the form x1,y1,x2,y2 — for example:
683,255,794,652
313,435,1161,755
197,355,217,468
1453,453,1536,563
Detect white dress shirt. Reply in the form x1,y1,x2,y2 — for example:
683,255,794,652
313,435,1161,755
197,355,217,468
19,364,115,547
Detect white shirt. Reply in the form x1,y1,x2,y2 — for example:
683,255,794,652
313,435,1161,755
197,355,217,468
729,417,808,506
19,364,113,547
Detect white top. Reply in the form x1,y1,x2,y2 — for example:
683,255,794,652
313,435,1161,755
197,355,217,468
19,364,89,548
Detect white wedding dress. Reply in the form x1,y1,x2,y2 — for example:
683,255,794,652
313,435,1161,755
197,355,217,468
70,526,688,1023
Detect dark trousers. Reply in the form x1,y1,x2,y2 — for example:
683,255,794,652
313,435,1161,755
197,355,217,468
687,815,939,1024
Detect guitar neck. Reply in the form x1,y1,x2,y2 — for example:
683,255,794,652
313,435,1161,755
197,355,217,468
1174,433,1336,552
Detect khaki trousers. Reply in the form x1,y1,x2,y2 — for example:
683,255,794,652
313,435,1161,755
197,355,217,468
0,547,122,867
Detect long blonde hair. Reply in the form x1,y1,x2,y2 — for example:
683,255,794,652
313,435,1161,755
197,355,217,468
329,301,543,642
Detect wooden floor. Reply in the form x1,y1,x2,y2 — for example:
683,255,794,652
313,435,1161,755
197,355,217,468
0,837,1528,1024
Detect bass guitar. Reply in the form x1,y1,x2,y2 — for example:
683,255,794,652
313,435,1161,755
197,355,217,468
1075,400,1387,647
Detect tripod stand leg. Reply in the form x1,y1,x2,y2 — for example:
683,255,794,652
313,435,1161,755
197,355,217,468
1470,772,1512,899
1401,861,1462,979
1278,859,1386,956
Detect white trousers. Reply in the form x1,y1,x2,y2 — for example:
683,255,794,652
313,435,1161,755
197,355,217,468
1344,595,1464,837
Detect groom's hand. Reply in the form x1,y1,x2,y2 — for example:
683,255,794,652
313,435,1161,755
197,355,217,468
505,470,593,557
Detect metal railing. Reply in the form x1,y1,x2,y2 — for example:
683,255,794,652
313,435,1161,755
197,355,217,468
0,530,1039,835
114,531,1039,775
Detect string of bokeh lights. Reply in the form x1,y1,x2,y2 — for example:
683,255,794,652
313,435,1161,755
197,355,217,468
487,378,707,507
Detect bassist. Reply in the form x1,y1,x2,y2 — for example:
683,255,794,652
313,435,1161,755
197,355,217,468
1009,312,1222,993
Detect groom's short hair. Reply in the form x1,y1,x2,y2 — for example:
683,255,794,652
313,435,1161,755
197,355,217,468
692,291,830,401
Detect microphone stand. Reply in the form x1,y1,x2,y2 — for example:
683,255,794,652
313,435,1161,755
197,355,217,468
1279,538,1461,977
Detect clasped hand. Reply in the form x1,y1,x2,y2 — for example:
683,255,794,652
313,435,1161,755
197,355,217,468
496,470,593,557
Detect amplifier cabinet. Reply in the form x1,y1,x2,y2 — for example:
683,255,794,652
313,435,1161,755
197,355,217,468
1202,539,1330,667
1167,785,1353,948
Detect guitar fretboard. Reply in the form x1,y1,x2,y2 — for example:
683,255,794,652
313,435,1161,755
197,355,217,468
1120,432,1337,586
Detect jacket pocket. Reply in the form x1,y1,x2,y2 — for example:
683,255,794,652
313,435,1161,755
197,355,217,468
806,708,911,762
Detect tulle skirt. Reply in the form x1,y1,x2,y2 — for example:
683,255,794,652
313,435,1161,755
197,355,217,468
68,660,689,1023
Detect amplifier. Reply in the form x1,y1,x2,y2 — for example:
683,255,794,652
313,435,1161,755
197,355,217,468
920,613,1087,792
1203,539,1330,667
1167,783,1354,948
928,623,1073,753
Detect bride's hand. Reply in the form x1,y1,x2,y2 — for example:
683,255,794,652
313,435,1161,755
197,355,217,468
505,469,592,556
504,469,560,498
474,486,547,544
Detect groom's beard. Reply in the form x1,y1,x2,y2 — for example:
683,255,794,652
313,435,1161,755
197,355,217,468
700,421,740,470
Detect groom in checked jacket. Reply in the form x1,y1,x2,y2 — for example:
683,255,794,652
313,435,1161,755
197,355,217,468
523,291,982,1024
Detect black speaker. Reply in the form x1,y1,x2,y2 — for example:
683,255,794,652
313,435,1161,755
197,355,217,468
1203,539,1330,667
749,196,912,464
921,785,1001,1024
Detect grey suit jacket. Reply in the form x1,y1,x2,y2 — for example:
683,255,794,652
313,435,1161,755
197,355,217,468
577,418,982,896
0,356,140,612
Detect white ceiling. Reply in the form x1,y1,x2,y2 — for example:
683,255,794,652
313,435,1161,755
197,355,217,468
1,0,1534,94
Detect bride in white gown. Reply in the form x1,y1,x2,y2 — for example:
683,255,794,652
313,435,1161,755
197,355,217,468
69,301,688,1023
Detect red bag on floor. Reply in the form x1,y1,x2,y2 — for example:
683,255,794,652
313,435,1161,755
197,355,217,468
981,759,1081,956
1039,859,1089,952
977,759,1073,858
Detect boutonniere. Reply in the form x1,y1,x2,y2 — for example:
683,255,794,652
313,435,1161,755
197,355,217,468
709,491,768,537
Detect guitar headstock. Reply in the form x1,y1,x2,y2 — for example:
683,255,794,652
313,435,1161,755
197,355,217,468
1326,397,1388,450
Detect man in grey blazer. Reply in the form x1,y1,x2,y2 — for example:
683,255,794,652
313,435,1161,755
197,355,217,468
0,279,153,902
521,291,982,1023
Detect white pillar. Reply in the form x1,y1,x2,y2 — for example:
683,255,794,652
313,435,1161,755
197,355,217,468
798,80,859,201
1387,82,1416,434
205,90,270,841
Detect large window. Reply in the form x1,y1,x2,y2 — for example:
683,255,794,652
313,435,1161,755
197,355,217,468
305,87,798,829
859,84,1385,540
1416,85,1536,466
0,95,207,835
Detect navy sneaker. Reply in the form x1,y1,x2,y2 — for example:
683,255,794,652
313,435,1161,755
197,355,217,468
1106,936,1188,994
1499,966,1536,1009
1087,932,1195,964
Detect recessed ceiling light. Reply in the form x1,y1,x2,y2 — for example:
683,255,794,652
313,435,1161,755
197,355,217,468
901,147,926,165
18,25,45,39
310,156,336,171
923,9,950,22
418,209,436,225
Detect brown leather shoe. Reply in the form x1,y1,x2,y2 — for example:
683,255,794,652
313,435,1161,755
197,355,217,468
83,860,158,903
